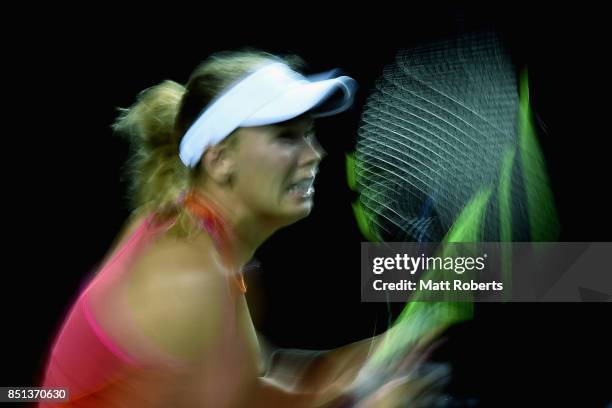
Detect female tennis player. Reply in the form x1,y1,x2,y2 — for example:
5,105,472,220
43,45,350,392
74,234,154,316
38,49,443,407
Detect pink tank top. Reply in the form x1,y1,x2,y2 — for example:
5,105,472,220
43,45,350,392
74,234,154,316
38,195,251,407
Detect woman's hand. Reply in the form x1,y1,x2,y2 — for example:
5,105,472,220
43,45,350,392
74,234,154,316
347,336,451,408
353,362,450,408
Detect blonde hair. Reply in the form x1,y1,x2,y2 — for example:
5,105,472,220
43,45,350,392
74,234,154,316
113,49,305,236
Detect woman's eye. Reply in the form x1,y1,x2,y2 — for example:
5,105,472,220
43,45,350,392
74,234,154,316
276,129,316,144
277,132,301,143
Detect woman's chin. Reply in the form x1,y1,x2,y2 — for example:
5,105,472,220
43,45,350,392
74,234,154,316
277,199,314,225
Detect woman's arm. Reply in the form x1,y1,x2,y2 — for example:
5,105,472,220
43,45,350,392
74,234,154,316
250,377,346,408
263,336,382,401
263,323,447,406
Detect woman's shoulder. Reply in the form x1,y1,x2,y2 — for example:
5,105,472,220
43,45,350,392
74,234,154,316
91,220,231,364
128,229,231,352
127,230,228,305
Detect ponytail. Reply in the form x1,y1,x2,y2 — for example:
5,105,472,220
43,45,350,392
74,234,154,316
113,80,187,214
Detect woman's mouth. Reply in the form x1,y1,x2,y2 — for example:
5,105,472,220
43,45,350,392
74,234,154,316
287,178,315,198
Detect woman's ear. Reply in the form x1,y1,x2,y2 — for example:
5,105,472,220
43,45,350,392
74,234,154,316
201,143,236,185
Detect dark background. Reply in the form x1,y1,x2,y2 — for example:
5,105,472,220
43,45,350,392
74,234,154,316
4,5,610,406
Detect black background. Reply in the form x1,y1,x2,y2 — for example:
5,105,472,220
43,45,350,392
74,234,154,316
4,5,611,406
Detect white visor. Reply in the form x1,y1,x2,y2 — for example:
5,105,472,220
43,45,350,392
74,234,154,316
179,62,357,168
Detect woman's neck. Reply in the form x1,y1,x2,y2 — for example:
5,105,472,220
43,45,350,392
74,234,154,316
188,187,279,271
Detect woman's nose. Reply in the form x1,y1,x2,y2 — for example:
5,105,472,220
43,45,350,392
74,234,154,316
302,135,327,163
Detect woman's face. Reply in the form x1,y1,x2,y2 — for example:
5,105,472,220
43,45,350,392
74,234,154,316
230,115,324,226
